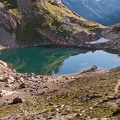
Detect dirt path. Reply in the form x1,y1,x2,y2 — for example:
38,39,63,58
114,79,120,95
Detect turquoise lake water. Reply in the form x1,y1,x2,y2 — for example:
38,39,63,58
0,47,120,75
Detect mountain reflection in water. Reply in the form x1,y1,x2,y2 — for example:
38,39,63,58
0,47,120,75
0,47,88,75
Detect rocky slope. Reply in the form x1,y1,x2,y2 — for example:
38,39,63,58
85,24,120,54
0,1,19,47
101,24,120,52
0,0,105,48
0,60,120,119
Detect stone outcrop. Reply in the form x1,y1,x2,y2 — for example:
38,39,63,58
0,60,8,67
12,97,24,104
50,0,62,6
0,90,16,97
82,65,97,73
0,2,19,30
0,2,19,47
101,24,120,51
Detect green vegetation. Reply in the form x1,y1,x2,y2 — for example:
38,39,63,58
34,0,105,34
34,1,70,35
3,0,21,19
16,22,45,45
3,0,18,9
9,8,21,19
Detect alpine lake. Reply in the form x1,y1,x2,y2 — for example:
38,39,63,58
0,47,120,75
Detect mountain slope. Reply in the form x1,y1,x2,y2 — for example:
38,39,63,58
0,0,105,48
62,0,120,25
0,0,120,54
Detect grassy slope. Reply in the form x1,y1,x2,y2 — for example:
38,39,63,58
3,0,104,30
3,0,21,19
34,0,105,32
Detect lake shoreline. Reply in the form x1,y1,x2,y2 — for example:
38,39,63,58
0,60,120,119
0,47,120,75
1,43,120,56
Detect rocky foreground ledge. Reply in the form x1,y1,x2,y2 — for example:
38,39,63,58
0,61,120,120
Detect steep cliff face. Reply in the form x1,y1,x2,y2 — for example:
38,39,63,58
0,27,16,47
0,2,19,30
0,1,20,47
0,0,105,48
